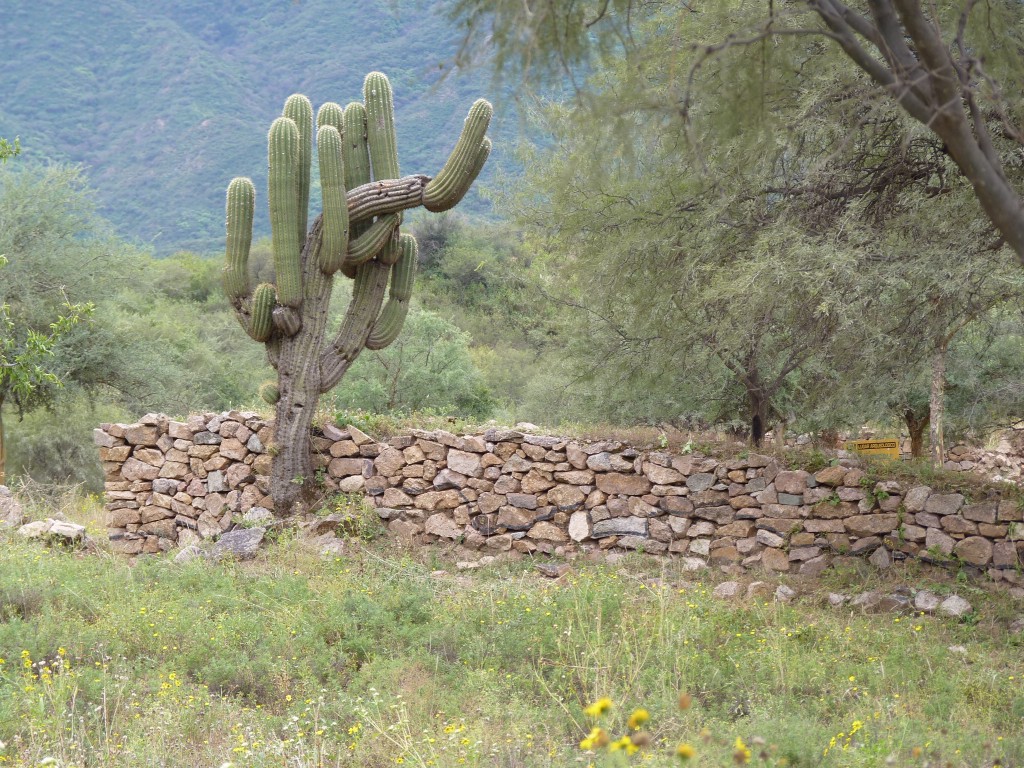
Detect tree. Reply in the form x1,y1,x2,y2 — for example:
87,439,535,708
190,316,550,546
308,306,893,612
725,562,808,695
223,73,491,514
334,306,494,418
0,259,91,483
0,136,19,163
802,0,1024,264
0,162,113,483
451,1,1024,265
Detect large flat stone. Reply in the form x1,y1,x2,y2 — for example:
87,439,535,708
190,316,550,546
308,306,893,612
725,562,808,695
595,473,651,496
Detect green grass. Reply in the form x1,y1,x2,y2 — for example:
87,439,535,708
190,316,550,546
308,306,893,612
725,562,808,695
1,504,1023,767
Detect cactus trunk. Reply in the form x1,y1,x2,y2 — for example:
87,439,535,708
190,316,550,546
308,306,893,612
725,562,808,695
223,73,491,513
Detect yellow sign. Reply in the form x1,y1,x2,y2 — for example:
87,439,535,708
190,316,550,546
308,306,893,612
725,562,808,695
846,439,901,460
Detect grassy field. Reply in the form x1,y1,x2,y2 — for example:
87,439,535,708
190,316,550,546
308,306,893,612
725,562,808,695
0,496,1022,767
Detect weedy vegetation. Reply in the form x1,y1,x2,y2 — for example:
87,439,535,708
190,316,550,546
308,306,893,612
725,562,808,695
0,501,1022,767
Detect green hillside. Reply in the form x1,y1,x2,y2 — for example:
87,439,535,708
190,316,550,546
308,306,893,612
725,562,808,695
1,0,506,254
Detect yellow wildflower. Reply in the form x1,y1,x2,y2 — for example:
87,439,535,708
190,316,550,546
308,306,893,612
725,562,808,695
579,727,610,750
584,697,613,717
609,736,639,755
734,736,751,764
627,708,650,730
676,743,696,761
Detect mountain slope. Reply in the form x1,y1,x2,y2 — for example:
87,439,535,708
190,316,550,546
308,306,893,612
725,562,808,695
2,1,505,253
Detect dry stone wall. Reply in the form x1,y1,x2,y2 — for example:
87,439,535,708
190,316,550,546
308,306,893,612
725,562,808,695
95,412,1024,583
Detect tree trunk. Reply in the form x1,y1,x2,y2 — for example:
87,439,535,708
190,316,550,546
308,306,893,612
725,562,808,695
903,408,929,459
749,388,769,448
929,342,947,468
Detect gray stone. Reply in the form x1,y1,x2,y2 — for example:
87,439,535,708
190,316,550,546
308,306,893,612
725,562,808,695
193,431,222,445
952,536,993,566
243,507,274,526
174,544,207,564
212,527,265,560
938,595,973,619
903,486,932,512
507,493,539,510
914,590,941,613
592,516,648,538
774,471,809,494
777,492,803,506
713,581,742,599
207,471,227,493
18,520,53,538
868,546,892,569
447,449,482,476
687,538,711,556
755,529,785,548
774,585,797,603
0,486,25,528
925,526,955,556
686,473,716,492
925,493,964,516
425,513,463,540
568,511,591,542
962,502,997,524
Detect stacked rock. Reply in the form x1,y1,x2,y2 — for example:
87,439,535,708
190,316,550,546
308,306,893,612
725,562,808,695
95,412,273,554
97,415,1024,583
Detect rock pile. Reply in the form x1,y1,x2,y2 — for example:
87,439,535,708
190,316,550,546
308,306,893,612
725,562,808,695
95,412,273,554
96,414,1024,583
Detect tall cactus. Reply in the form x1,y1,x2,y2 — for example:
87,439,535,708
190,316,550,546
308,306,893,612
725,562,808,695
223,72,492,514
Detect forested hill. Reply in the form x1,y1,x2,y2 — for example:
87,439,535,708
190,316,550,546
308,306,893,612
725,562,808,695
2,0,505,254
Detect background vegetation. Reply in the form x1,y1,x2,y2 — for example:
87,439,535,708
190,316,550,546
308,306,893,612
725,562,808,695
2,1,1023,484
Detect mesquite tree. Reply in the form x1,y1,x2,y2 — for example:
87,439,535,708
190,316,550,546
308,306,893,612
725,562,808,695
223,72,491,513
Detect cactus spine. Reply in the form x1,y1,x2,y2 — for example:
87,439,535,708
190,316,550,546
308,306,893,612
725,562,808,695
223,72,491,514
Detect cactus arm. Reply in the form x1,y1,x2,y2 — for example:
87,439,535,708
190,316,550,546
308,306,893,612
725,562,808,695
248,283,277,342
316,101,344,134
317,125,350,275
363,72,400,181
364,72,403,267
342,102,371,192
319,260,390,391
283,94,313,244
423,99,493,212
340,102,372,279
345,175,430,223
223,177,255,301
259,380,280,404
343,213,400,268
365,233,417,350
268,116,303,308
